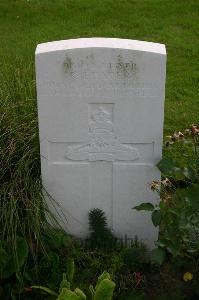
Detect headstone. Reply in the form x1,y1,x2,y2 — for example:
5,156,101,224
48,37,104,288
36,38,166,246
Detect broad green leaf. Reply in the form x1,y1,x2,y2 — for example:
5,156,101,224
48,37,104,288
95,271,111,291
152,210,162,227
57,288,86,300
74,288,87,299
94,278,116,300
157,157,183,179
150,248,166,265
133,203,154,211
157,157,176,174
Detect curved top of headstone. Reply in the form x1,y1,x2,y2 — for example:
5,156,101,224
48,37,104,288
36,38,166,55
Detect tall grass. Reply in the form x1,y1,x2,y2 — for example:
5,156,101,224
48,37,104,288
0,57,58,252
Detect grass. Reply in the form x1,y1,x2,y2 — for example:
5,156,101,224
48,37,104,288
0,0,198,249
0,60,54,247
0,0,198,133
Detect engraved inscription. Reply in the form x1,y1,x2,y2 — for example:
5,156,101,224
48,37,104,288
65,105,140,162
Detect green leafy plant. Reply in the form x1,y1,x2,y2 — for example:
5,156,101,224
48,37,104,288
32,267,115,300
90,271,116,300
57,287,86,300
134,126,199,264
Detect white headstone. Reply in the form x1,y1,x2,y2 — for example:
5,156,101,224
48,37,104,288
36,38,166,247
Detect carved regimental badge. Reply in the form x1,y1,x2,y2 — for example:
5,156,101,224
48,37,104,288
65,105,140,162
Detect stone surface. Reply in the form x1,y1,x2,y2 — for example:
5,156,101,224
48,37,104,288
36,38,166,246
